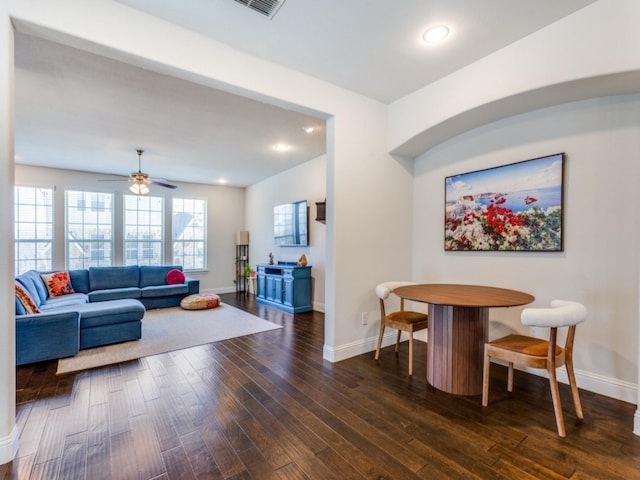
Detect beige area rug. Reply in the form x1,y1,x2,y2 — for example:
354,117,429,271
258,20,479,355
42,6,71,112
57,303,282,374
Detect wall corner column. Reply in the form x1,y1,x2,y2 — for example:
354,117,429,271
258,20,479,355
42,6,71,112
635,277,640,437
0,5,18,466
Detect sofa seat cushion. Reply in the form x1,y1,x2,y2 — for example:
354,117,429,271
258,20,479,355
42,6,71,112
89,265,140,290
141,284,189,298
89,287,141,302
76,299,145,329
180,293,220,310
16,311,80,365
40,293,89,310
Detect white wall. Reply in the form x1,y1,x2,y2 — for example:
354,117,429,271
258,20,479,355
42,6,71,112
413,94,640,402
15,165,246,293
637,279,640,434
246,155,327,312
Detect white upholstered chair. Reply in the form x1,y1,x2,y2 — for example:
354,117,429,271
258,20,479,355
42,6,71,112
374,281,428,376
482,299,587,437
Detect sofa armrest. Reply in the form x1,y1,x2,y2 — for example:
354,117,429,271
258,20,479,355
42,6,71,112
185,278,200,295
16,311,81,366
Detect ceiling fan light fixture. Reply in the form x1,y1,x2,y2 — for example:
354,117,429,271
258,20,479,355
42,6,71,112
129,181,149,195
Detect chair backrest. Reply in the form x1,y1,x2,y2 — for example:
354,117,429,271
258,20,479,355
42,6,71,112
375,281,418,301
521,299,587,328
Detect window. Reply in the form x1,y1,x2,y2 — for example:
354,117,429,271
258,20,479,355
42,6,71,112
15,186,54,275
124,194,164,265
172,197,206,270
66,190,113,269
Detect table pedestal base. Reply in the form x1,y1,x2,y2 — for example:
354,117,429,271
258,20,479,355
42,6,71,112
427,305,488,396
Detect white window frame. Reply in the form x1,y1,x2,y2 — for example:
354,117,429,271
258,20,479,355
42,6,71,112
65,190,114,269
123,194,165,266
172,197,207,271
14,186,54,275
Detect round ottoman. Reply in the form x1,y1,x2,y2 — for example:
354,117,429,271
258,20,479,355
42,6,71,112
180,293,220,310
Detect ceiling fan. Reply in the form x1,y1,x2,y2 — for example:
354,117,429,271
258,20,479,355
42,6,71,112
102,149,178,195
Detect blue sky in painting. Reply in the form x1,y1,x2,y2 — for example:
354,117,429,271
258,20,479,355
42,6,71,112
445,153,563,203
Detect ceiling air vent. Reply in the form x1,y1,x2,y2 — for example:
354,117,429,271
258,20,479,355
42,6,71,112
234,0,286,19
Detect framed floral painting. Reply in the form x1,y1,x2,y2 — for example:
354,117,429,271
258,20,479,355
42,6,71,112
445,153,565,251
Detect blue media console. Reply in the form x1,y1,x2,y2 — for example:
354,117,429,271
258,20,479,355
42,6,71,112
256,262,312,313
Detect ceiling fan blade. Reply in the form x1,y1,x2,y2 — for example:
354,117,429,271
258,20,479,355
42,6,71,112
150,179,178,189
97,177,129,182
96,151,176,190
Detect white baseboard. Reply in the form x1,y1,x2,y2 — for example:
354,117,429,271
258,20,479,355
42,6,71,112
0,425,18,465
573,369,637,405
514,363,638,405
323,331,416,362
209,286,237,294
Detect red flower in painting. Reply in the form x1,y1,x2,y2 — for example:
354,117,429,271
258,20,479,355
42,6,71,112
485,202,524,237
445,192,561,251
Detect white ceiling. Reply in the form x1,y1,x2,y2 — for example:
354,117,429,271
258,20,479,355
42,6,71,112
116,0,597,103
14,0,597,188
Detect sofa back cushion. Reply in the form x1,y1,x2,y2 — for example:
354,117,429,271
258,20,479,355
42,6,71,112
139,265,183,287
68,269,90,294
89,265,140,291
15,296,25,316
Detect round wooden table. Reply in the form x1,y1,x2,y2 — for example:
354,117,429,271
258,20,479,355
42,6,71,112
393,284,534,396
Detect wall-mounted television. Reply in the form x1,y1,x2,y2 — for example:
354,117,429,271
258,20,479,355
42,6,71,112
274,200,308,247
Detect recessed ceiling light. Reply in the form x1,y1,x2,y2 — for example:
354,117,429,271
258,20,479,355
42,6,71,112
422,25,450,44
273,143,291,152
302,126,315,134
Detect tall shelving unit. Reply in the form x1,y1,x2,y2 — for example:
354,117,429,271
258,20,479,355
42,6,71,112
235,231,249,293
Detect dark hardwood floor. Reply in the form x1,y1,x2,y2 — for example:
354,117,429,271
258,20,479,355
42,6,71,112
4,293,640,479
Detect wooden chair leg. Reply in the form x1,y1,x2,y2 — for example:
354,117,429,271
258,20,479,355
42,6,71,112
482,346,490,407
507,362,514,392
565,358,584,420
375,324,385,361
547,366,566,437
408,331,414,376
395,330,401,353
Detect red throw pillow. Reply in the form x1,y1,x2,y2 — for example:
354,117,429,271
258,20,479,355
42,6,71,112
40,271,76,297
166,269,186,285
15,281,41,314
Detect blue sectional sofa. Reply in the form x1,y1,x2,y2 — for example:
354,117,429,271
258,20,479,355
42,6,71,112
15,265,199,366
